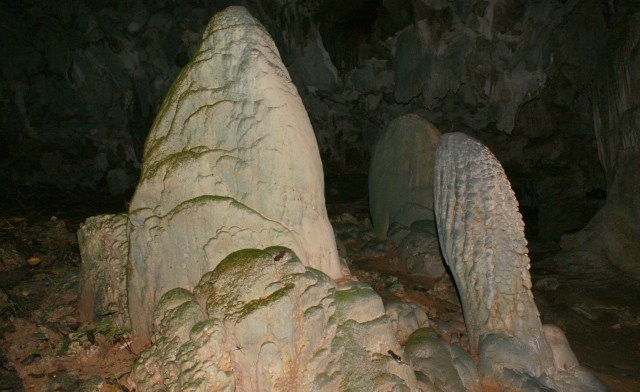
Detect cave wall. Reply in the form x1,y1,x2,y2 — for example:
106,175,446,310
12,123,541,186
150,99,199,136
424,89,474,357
1,0,635,239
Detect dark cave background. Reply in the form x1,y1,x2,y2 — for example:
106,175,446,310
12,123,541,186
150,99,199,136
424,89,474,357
0,0,637,243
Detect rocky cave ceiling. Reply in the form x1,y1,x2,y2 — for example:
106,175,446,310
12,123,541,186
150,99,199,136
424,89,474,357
0,0,637,237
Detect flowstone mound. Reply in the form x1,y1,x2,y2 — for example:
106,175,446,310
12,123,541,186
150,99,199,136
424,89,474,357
127,6,342,339
369,114,441,240
128,247,418,391
434,132,606,391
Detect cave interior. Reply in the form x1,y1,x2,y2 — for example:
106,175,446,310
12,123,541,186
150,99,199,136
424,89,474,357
0,0,639,391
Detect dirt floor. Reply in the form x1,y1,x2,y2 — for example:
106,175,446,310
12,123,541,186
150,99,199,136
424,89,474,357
0,187,639,391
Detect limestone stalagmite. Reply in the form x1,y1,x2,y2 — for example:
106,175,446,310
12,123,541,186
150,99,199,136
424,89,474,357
434,133,553,372
369,114,441,239
77,214,129,327
434,132,606,391
127,6,342,339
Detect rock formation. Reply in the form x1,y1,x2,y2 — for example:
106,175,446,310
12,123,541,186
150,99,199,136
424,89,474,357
559,13,640,280
77,214,129,327
127,6,341,340
369,114,441,239
128,247,418,391
384,300,430,345
404,327,480,392
396,227,446,280
434,132,606,391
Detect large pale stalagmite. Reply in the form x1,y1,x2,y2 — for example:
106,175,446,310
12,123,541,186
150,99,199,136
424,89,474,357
127,6,342,339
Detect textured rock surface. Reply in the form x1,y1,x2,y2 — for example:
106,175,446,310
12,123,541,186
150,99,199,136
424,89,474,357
390,1,567,133
397,226,446,280
369,114,441,239
434,132,553,368
560,12,640,280
385,301,430,345
128,247,418,391
405,327,480,392
0,1,610,240
77,214,129,327
434,132,606,390
287,25,339,91
127,6,341,339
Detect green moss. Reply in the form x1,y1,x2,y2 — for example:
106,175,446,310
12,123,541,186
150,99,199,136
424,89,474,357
404,327,439,347
210,248,267,279
334,286,375,305
233,282,294,321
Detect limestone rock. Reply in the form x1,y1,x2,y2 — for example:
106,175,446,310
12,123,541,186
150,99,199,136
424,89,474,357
127,6,342,339
287,25,339,91
77,214,129,327
434,132,606,391
397,225,446,280
562,13,640,280
128,247,418,391
385,301,430,345
369,114,441,239
390,2,569,134
405,327,480,392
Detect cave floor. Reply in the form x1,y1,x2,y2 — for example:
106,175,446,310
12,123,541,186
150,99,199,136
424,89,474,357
0,189,638,391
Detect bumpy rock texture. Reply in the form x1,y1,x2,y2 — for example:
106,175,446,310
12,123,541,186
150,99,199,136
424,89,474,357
128,247,418,391
405,327,480,392
77,214,129,327
434,132,606,391
384,301,430,345
127,6,341,340
369,114,441,239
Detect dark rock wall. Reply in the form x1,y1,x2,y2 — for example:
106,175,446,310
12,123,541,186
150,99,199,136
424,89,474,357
0,0,635,240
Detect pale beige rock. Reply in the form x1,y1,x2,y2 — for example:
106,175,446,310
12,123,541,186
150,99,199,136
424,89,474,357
128,247,419,391
77,214,129,327
385,300,430,345
127,6,342,339
369,114,441,239
543,324,578,371
405,328,481,392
